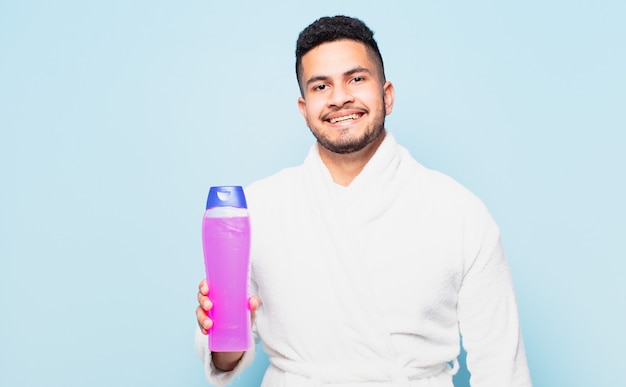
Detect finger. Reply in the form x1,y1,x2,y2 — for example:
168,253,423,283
196,306,213,333
249,296,262,326
197,292,213,311
198,279,209,295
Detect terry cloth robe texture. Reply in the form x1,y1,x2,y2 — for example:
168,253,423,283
195,132,532,387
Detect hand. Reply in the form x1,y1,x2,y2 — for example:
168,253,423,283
196,279,262,335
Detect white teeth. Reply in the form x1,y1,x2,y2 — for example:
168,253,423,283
329,113,359,124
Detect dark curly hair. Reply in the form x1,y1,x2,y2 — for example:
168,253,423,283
295,16,385,95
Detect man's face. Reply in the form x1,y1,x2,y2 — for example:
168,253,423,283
297,40,394,155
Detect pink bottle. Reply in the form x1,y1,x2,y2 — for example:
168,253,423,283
202,186,251,351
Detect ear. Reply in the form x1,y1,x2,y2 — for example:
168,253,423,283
297,96,309,123
383,81,395,116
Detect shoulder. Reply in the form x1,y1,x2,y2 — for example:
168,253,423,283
246,165,301,196
400,151,497,234
243,165,304,213
420,165,481,205
401,149,486,212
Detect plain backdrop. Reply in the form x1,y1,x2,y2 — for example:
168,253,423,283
1,1,624,386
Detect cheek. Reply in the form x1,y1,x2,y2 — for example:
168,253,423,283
301,106,315,128
359,90,383,109
305,101,324,120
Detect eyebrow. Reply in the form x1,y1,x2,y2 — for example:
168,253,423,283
305,66,373,87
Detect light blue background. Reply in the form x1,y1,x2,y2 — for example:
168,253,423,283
1,1,624,386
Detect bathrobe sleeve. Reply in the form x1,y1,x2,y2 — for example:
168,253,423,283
456,211,532,386
194,326,257,386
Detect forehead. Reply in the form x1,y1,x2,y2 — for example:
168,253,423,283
300,39,376,78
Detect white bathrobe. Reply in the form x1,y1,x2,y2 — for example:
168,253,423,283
195,132,531,386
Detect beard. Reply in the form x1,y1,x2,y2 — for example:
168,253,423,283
312,123,384,154
310,105,386,155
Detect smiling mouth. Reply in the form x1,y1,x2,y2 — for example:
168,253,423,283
328,113,362,124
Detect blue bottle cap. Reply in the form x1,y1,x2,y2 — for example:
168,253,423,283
206,186,248,209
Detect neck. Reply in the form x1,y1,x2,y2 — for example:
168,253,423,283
318,130,386,187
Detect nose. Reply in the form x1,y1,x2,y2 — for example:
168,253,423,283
327,83,354,108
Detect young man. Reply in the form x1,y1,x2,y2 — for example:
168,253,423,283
195,16,532,387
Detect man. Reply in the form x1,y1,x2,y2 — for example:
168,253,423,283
195,15,531,386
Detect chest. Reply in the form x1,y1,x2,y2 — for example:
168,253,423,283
250,198,465,326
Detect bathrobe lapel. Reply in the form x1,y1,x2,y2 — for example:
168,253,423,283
301,133,415,365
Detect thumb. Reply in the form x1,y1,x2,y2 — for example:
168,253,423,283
249,296,262,313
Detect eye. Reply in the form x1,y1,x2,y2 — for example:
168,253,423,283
352,76,365,83
313,84,328,91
